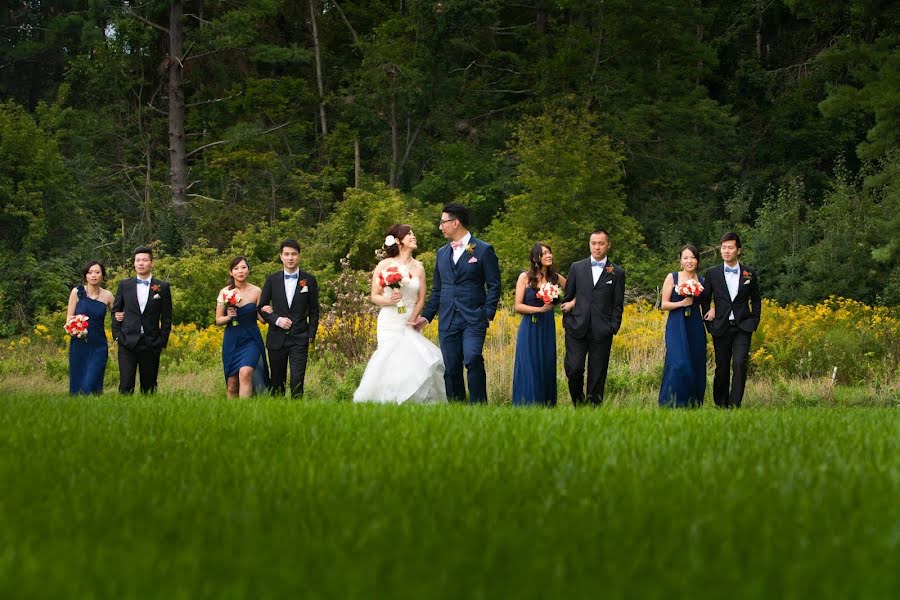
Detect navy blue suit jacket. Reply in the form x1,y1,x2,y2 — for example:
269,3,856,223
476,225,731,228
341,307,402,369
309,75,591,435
422,237,501,332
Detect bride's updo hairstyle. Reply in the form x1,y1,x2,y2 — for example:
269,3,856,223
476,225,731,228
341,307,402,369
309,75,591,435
383,224,412,258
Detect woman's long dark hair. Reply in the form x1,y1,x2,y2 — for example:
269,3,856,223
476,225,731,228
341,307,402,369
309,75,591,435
527,243,559,289
227,256,250,289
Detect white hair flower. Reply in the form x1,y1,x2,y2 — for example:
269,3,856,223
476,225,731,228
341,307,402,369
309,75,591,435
384,235,397,247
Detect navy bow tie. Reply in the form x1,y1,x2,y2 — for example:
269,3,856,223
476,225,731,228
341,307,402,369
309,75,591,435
136,279,150,286
725,266,739,274
284,273,299,280
591,260,605,268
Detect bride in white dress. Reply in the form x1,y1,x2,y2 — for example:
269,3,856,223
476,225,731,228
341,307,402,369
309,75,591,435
353,224,447,404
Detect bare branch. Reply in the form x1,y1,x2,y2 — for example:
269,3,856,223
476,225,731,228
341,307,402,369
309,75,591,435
124,7,170,35
332,0,361,49
185,91,242,108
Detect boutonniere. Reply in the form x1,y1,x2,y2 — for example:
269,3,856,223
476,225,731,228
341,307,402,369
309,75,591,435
465,242,476,254
299,279,307,288
150,284,161,292
742,270,751,284
605,265,615,274
299,279,309,292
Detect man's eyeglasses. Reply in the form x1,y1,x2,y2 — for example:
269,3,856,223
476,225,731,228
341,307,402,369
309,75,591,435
439,217,458,225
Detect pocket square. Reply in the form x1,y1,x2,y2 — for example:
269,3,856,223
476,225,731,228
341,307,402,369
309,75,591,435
605,280,613,285
153,293,162,300
468,256,478,264
300,286,309,293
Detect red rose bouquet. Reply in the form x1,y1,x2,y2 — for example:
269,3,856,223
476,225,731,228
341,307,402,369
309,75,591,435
218,289,242,326
64,314,90,341
379,264,411,313
675,279,704,317
533,282,562,323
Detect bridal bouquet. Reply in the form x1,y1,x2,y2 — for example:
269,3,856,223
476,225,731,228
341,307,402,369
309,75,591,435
218,289,242,326
64,314,90,341
379,264,411,313
675,279,704,317
533,282,561,322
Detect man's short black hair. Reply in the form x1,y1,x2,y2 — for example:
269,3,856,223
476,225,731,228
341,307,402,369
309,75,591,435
720,231,742,248
442,203,470,228
280,239,301,253
133,246,153,260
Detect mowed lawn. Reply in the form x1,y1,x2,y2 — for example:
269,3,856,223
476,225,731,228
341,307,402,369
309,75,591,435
0,395,896,599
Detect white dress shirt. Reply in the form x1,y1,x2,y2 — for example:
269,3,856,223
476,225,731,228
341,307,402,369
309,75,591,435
137,277,151,313
137,276,152,334
452,232,472,264
284,269,299,309
591,258,607,286
724,263,739,320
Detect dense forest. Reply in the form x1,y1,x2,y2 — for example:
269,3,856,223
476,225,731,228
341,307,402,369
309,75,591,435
1,0,897,333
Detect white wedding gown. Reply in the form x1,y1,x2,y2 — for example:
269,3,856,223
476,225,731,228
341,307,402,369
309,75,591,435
353,274,447,404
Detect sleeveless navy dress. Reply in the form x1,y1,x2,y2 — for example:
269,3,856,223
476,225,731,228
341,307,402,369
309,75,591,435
659,273,707,407
511,286,557,406
221,303,270,394
68,286,109,395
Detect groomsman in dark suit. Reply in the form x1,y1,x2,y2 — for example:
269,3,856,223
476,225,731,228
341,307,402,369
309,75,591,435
258,240,319,398
560,230,625,405
701,231,762,408
112,246,173,394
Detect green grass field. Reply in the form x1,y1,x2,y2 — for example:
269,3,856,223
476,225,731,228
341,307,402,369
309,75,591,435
0,395,897,599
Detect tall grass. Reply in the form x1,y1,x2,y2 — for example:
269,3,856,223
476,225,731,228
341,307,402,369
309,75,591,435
2,298,897,405
0,396,897,598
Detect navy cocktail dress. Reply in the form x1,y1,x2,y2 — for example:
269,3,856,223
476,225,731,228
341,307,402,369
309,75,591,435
68,286,109,395
221,303,270,394
511,286,557,406
659,273,707,407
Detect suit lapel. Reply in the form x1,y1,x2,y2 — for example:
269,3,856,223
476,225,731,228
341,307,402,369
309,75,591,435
593,260,611,288
442,245,457,282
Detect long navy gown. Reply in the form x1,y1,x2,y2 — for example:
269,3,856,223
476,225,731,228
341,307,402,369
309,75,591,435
659,272,707,407
511,286,557,406
68,286,109,395
221,303,270,394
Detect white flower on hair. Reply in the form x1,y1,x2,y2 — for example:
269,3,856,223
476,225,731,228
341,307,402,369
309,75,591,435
384,235,397,247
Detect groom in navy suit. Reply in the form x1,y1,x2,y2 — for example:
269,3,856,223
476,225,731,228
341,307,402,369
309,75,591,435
415,203,501,403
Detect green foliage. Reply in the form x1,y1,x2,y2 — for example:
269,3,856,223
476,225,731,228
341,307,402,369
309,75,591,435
488,104,642,285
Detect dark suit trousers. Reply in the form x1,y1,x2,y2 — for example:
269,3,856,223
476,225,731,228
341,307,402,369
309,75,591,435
712,325,752,407
118,337,161,394
439,319,488,403
564,333,613,406
268,337,309,398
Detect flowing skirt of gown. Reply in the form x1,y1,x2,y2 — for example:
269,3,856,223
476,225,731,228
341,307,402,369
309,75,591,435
68,286,109,395
353,277,447,404
659,272,707,407
511,287,557,406
221,303,270,395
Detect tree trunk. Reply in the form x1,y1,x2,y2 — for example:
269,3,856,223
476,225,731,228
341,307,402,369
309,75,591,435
168,0,188,218
354,137,361,188
389,96,398,187
309,0,328,136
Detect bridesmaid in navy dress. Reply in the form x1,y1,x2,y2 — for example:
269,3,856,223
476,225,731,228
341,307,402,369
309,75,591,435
67,261,115,395
217,256,269,398
511,244,568,406
659,244,708,407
